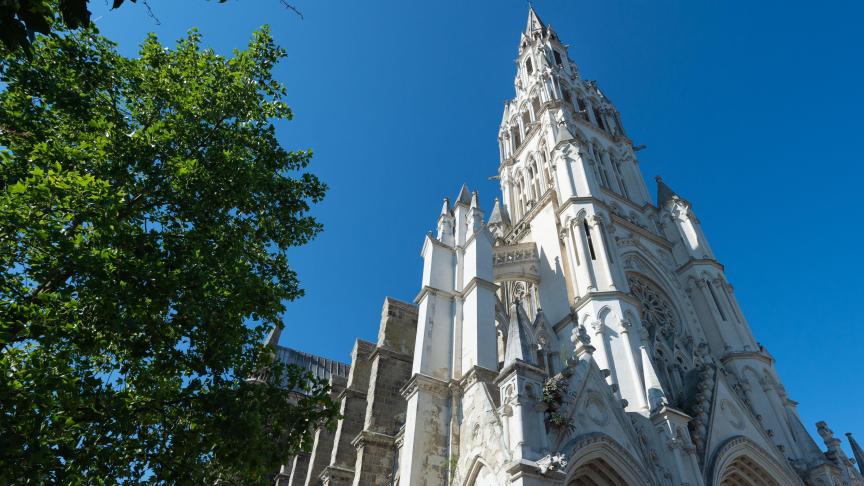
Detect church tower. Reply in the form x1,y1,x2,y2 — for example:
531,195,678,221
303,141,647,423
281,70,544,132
275,7,863,486
396,7,862,486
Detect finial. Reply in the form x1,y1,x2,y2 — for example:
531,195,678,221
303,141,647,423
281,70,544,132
655,175,663,182
469,191,479,210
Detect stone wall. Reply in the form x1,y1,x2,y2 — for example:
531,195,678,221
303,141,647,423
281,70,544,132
277,297,418,486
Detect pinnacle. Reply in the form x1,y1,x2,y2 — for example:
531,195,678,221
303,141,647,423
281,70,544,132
525,4,546,35
455,184,472,206
439,197,450,216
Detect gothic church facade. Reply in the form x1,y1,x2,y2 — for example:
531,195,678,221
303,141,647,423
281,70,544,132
275,8,864,486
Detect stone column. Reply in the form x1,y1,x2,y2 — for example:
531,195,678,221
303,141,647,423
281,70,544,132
569,218,597,293
588,215,617,291
618,319,647,411
398,375,451,486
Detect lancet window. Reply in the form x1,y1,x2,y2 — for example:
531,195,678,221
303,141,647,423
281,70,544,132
612,158,630,199
593,106,606,131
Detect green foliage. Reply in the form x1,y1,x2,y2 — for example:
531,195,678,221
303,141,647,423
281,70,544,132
542,374,574,431
0,21,336,484
0,1,235,54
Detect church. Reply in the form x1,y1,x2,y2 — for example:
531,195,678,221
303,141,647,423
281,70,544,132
274,8,864,486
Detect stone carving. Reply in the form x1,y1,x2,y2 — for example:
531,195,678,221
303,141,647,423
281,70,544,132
537,453,568,474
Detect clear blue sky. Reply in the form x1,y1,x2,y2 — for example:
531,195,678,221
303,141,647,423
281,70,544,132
90,0,863,452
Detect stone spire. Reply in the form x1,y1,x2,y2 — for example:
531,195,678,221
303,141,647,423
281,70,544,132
847,433,864,476
466,191,484,236
439,197,450,216
503,302,535,368
525,5,547,36
656,175,687,208
488,197,511,228
437,197,455,245
455,184,472,206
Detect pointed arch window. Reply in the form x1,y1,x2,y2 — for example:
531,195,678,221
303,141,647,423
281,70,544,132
612,159,630,199
553,50,563,65
526,57,534,75
593,106,606,131
707,280,728,321
576,96,587,114
593,147,611,189
583,219,597,260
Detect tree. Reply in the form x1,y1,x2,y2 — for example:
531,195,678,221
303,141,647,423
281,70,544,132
0,21,337,484
0,0,303,54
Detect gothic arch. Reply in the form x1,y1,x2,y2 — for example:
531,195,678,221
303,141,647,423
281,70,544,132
707,436,803,486
562,433,652,486
462,456,495,486
619,250,697,338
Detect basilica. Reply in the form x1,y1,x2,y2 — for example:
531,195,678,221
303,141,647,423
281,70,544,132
274,8,864,486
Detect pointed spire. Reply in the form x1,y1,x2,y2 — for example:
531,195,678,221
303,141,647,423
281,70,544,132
488,197,511,228
525,5,547,35
503,302,536,368
455,184,472,206
439,197,450,216
469,191,479,211
846,433,864,476
655,176,688,208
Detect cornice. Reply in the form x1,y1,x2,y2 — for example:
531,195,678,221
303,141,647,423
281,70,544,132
368,345,413,365
457,365,500,391
339,387,367,401
572,290,641,312
675,258,725,275
720,351,774,366
400,372,450,400
494,359,547,385
610,213,672,250
413,285,456,305
350,429,395,449
461,276,500,296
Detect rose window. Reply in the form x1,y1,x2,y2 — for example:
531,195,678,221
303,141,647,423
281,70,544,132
628,274,677,341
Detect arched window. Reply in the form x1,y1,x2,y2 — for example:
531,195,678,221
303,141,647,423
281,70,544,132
525,57,533,75
562,88,572,104
531,96,542,121
522,110,532,134
511,125,521,150
554,50,563,65
576,96,587,113
583,220,597,260
593,146,611,189
593,106,606,131
612,159,630,199
539,150,552,188
627,272,695,404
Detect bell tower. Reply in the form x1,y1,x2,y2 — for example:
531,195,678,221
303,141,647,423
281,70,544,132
390,7,862,486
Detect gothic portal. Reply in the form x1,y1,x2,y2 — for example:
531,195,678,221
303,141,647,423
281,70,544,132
274,8,864,486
